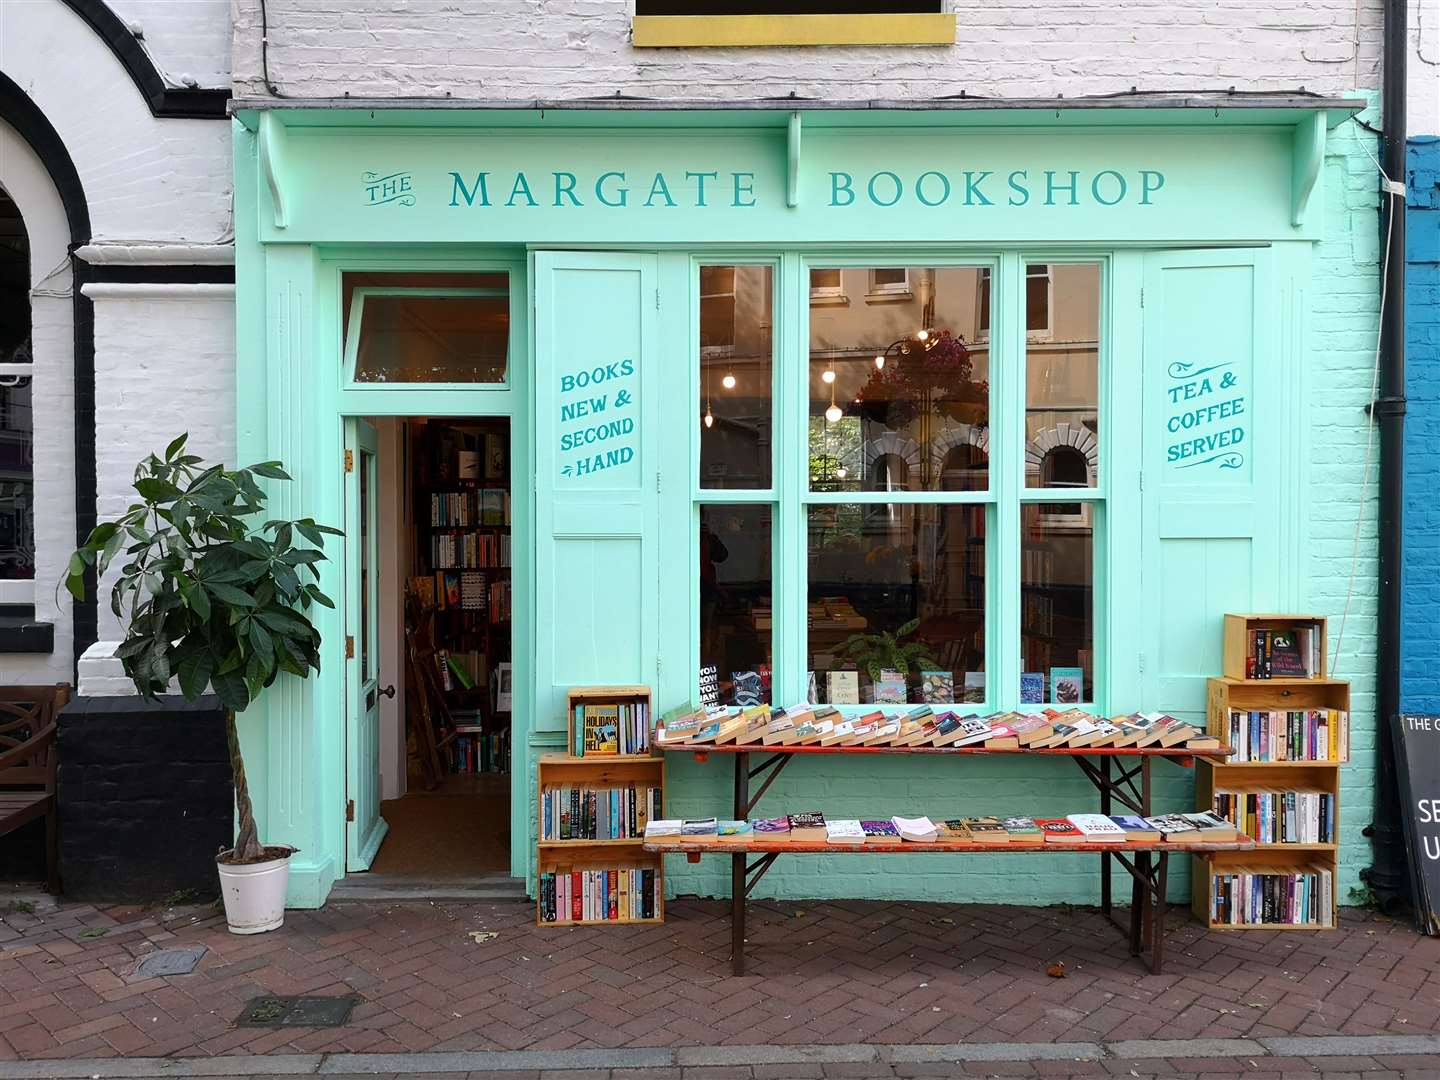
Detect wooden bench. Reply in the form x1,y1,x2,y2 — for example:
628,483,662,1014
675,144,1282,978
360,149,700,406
654,741,1240,975
0,684,71,893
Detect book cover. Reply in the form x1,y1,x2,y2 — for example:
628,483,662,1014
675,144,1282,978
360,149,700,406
1143,814,1197,838
751,816,791,837
680,817,719,841
922,670,955,704
716,820,753,843
827,670,861,705
1000,816,1045,844
1050,667,1085,705
892,815,938,842
731,670,764,708
872,670,907,704
788,811,827,841
949,715,996,747
938,819,974,842
1181,811,1241,839
1066,813,1127,842
1036,818,1082,843
1020,671,1045,704
698,665,720,707
962,671,986,704
1268,632,1308,677
861,820,903,845
964,816,1010,842
583,705,619,755
826,819,866,845
1108,815,1162,842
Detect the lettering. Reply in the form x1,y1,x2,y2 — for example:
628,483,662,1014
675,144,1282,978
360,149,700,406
830,171,855,206
1141,170,1166,205
867,171,903,207
1164,359,1247,470
687,170,719,206
1007,170,1030,206
1044,170,1081,206
558,357,639,482
448,171,491,208
732,171,756,207
553,171,581,207
596,171,628,207
506,171,537,208
963,171,994,206
916,170,951,206
646,173,676,208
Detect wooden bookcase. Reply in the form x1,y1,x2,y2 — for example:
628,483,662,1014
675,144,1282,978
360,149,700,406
1193,615,1347,930
535,685,664,926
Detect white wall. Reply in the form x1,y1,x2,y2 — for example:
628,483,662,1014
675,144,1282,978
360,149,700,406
107,0,232,90
232,0,1385,100
1410,0,1438,135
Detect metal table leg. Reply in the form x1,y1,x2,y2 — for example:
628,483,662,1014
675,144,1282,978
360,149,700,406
732,751,749,976
1100,756,1112,918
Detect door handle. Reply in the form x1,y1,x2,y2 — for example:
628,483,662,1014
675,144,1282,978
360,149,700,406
379,684,396,700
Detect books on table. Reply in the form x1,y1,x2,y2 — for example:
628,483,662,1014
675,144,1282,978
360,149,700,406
680,817,719,842
861,820,903,845
643,819,682,839
1001,816,1045,844
826,819,866,845
1036,818,1083,843
716,820,753,842
964,816,1010,843
788,811,827,842
1180,810,1241,840
1110,815,1163,843
892,816,938,842
1144,814,1197,839
751,816,791,840
938,819,974,843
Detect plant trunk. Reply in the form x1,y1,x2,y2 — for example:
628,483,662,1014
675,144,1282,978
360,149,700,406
224,708,264,862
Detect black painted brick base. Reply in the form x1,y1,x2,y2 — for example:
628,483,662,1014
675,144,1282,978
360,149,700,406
57,694,233,902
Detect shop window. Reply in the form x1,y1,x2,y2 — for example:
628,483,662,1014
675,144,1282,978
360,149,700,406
0,191,34,581
977,263,1052,342
700,264,774,489
632,2,954,47
343,272,510,385
809,265,990,493
808,503,985,707
1021,503,1094,705
699,505,774,706
1024,262,1100,489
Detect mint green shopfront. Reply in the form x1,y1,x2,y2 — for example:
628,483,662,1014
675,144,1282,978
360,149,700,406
231,98,1379,910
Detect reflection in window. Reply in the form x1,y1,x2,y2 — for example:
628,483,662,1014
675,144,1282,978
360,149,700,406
810,266,989,493
807,503,984,706
1020,503,1093,704
1025,262,1099,488
700,505,773,705
344,272,510,384
978,263,1052,340
700,265,773,489
0,190,34,581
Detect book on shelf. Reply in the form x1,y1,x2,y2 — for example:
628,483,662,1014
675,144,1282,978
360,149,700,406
716,820,753,843
573,700,652,757
1065,813,1127,843
538,867,660,923
826,819,866,845
861,819,903,845
922,670,955,704
680,817,719,842
788,811,827,842
1208,865,1333,927
1223,708,1349,763
541,783,661,841
962,816,1009,843
1001,816,1045,844
1213,789,1335,845
1109,815,1162,843
1142,813,1196,838
751,816,791,839
1246,623,1322,680
1035,818,1082,843
451,729,510,774
892,815,937,842
827,670,860,705
644,819,681,839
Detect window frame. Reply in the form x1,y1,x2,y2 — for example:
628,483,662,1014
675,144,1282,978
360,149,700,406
689,251,1109,715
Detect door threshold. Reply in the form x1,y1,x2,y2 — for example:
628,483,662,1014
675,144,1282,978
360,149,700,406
329,873,526,903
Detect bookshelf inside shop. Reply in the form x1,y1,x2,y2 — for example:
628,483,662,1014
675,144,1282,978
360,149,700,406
408,419,512,779
536,686,664,926
1193,614,1346,930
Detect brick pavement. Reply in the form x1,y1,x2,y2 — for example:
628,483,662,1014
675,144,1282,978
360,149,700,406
0,896,1436,1069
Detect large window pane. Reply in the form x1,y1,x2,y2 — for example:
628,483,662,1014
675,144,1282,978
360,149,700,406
1025,263,1099,489
1020,503,1093,704
700,505,773,705
344,272,510,384
809,266,990,493
0,377,33,580
807,503,984,706
700,265,773,489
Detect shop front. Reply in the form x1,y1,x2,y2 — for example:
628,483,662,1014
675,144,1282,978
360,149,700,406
232,99,1373,908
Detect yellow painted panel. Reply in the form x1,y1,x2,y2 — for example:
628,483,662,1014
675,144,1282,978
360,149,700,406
631,13,956,48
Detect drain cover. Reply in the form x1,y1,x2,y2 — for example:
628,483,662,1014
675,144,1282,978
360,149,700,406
237,994,360,1027
134,946,207,979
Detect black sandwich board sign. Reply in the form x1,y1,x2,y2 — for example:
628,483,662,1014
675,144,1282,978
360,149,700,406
1394,714,1440,935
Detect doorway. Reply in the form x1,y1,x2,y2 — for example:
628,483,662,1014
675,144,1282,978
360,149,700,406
346,415,514,882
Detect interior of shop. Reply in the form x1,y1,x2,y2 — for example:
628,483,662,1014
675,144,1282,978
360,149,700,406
362,415,513,880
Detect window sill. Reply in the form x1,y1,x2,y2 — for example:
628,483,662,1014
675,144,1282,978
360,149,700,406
864,290,914,304
809,293,850,307
632,14,957,48
0,606,54,653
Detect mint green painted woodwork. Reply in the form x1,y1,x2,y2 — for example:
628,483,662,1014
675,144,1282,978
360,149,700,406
532,253,659,730
1140,249,1281,722
231,107,1380,908
345,418,386,871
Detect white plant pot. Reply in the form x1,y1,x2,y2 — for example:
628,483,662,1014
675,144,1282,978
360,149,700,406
216,848,293,935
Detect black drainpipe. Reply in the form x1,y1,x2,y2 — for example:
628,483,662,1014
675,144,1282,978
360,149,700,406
1362,0,1409,910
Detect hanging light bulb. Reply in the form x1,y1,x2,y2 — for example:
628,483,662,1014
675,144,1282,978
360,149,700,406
917,329,929,341
825,403,843,423
703,405,714,428
835,466,848,480
821,368,836,384
722,374,736,390
874,354,885,370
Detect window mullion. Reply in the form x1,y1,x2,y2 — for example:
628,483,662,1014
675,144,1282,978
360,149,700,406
779,252,807,705
994,251,1026,711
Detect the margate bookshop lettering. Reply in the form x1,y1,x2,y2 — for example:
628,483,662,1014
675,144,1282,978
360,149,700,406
444,166,1167,211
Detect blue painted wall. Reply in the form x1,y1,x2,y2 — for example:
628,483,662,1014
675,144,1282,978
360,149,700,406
1402,136,1440,711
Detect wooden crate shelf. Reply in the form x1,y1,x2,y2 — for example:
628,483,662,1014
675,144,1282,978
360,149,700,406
537,685,664,927
1193,616,1347,931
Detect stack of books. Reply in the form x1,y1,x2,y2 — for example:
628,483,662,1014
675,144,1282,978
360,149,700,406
643,810,1241,846
1212,789,1335,845
655,703,1219,752
1224,708,1349,762
1245,623,1322,679
1209,865,1333,926
537,867,660,923
572,700,652,756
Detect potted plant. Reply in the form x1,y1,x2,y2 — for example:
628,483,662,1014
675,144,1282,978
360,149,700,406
65,435,339,934
835,617,940,697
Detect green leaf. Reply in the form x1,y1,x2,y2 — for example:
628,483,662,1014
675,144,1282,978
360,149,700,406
256,608,310,636
205,582,257,608
164,433,188,461
210,668,250,711
184,582,211,621
176,649,214,701
246,461,292,481
134,477,183,504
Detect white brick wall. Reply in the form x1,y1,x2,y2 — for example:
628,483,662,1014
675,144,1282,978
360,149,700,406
107,0,232,90
232,0,1386,101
